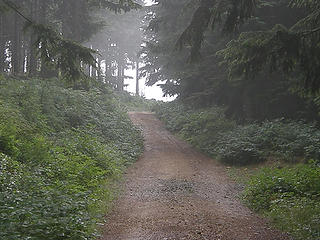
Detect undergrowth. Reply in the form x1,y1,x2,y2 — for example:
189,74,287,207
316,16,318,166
115,91,157,112
154,101,320,165
244,164,320,240
0,75,143,239
154,101,320,239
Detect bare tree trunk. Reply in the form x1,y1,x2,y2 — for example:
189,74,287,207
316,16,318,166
21,35,27,73
135,60,140,96
29,0,38,75
61,1,73,39
38,0,57,78
61,0,86,42
92,63,97,78
0,15,6,73
12,13,22,74
117,63,124,91
97,59,102,82
104,59,108,82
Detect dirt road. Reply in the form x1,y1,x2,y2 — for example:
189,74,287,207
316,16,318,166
101,112,290,240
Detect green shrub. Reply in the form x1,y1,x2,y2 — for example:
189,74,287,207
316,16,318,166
115,91,157,112
244,166,320,211
180,108,235,148
156,102,320,165
259,120,320,161
214,120,320,165
153,101,193,132
0,77,143,239
154,101,235,148
244,164,320,239
268,198,320,240
0,153,93,240
214,124,266,165
155,101,320,239
0,123,19,158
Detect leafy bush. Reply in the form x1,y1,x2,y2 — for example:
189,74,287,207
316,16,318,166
154,101,235,143
268,198,320,240
259,120,320,161
244,164,320,239
180,109,235,149
215,120,320,164
155,102,320,165
0,153,95,240
214,124,266,165
0,76,143,239
115,91,157,112
155,101,320,239
154,101,193,132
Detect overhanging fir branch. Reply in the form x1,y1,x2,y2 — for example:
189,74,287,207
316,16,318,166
2,0,98,85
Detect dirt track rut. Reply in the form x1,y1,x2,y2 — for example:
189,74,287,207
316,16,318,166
101,112,290,240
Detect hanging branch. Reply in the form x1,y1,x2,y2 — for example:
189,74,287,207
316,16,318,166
2,0,33,23
2,0,98,86
301,26,320,37
2,0,142,86
176,0,258,62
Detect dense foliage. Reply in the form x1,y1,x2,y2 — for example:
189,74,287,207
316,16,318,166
148,2,320,238
0,75,143,239
0,0,143,91
2,0,320,239
143,0,320,121
155,101,320,239
155,101,320,165
244,165,320,239
115,91,157,112
218,0,320,94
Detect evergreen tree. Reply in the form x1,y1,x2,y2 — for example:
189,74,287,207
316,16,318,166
219,0,320,94
0,0,141,88
142,0,319,121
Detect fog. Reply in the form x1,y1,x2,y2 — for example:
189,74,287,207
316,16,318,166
0,0,174,101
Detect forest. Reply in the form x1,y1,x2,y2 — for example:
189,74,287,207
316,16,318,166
0,0,320,239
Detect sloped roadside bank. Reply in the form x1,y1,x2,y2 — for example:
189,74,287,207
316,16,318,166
153,101,320,240
0,76,144,239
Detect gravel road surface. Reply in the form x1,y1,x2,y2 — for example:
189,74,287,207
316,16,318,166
101,112,290,240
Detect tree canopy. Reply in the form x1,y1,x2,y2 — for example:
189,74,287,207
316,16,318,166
0,0,142,88
142,0,320,121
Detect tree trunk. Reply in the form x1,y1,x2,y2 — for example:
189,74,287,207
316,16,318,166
104,59,108,82
29,0,38,76
61,0,86,42
117,63,124,91
39,1,57,78
135,60,140,96
12,13,22,74
61,1,73,39
97,59,102,82
0,15,5,73
21,34,27,73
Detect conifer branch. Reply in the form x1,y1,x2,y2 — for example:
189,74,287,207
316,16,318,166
301,26,320,36
2,0,33,23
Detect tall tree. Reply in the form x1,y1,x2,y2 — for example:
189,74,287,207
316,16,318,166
85,4,144,91
219,0,320,94
0,0,141,88
142,0,319,121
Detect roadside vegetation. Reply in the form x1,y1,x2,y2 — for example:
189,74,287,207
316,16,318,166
154,101,320,240
115,91,157,112
0,75,144,240
2,0,320,239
